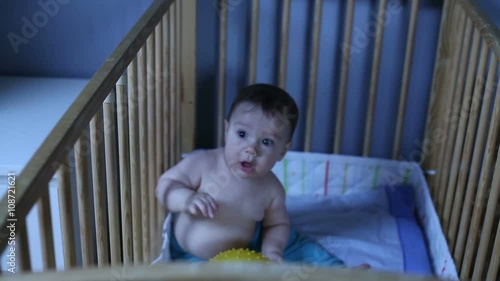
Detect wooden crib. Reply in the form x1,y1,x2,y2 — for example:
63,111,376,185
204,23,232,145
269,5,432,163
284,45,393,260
1,0,499,280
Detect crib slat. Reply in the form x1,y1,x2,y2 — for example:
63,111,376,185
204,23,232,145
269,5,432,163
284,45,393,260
18,216,31,272
180,0,196,154
127,58,144,264
160,11,170,230
334,0,354,154
304,0,322,152
217,0,228,147
103,90,122,266
248,0,259,84
442,27,481,238
459,61,500,280
436,12,471,215
363,0,387,157
154,20,164,259
116,74,133,265
75,134,94,267
138,45,151,263
447,42,489,245
392,0,419,159
486,219,500,281
472,111,500,280
170,4,177,169
162,11,170,172
37,186,56,270
147,30,157,261
57,158,76,268
176,0,182,174
91,109,110,267
278,0,291,88
422,0,454,192
449,50,496,256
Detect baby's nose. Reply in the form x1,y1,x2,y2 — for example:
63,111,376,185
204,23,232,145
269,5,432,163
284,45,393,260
245,146,257,156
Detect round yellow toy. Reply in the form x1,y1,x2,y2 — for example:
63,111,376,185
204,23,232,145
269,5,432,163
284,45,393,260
209,248,269,263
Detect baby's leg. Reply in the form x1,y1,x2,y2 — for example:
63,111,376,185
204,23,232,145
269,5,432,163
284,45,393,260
282,228,345,268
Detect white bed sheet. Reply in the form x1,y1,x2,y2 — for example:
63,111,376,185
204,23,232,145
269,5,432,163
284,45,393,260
286,192,404,273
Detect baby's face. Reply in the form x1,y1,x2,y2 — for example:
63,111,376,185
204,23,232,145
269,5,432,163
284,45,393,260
224,102,291,179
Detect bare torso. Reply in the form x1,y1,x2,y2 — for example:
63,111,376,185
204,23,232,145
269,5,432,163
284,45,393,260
173,149,277,260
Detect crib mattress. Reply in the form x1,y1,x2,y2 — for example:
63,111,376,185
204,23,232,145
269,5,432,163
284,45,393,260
272,151,459,280
286,185,431,275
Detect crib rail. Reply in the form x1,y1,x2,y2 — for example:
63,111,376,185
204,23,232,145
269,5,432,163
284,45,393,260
0,0,196,273
2,263,443,281
422,0,500,280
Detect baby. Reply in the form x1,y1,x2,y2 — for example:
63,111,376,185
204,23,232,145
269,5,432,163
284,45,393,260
156,84,365,268
156,83,297,263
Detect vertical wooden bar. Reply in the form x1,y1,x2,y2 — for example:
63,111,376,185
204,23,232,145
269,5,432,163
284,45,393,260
217,0,228,147
147,30,157,261
37,186,56,270
75,133,94,267
162,10,172,170
448,46,492,248
176,0,182,165
248,0,259,85
17,217,31,272
278,0,291,89
421,0,452,175
103,89,121,266
181,0,197,155
169,4,176,168
154,20,163,259
138,45,150,263
435,12,471,213
392,0,419,159
116,74,133,265
486,219,500,281
334,0,354,154
363,0,387,157
472,121,500,280
57,157,76,268
441,28,481,236
304,0,322,152
459,66,500,280
127,58,143,264
91,109,109,267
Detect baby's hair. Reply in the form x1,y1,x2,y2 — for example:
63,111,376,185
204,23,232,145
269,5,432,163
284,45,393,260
226,83,299,141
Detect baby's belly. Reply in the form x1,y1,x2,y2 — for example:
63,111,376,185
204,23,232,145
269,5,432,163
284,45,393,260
174,214,257,260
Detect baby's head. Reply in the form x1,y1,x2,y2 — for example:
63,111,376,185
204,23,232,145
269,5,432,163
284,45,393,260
224,84,299,178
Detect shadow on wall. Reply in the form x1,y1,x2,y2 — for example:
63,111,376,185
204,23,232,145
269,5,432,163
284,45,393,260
0,0,153,78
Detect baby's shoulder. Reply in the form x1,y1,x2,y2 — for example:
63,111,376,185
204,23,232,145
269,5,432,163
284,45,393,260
181,148,221,170
261,172,286,198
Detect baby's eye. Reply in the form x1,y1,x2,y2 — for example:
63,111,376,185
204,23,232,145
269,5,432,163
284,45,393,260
237,130,246,138
262,138,274,146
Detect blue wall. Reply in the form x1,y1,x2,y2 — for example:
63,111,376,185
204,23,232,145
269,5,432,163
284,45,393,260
197,0,443,160
10,0,496,160
0,0,153,78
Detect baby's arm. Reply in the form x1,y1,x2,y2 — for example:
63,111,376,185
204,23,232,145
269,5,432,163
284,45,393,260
155,152,217,217
261,184,290,263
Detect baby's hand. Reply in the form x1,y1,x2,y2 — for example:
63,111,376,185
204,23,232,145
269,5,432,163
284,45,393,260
262,251,284,264
185,192,218,218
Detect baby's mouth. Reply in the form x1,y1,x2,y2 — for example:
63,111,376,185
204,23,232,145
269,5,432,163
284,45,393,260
240,161,254,173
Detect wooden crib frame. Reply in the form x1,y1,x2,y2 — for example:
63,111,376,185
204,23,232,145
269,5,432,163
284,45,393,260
1,0,499,280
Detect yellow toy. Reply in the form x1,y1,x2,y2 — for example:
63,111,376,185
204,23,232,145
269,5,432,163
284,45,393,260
209,248,269,263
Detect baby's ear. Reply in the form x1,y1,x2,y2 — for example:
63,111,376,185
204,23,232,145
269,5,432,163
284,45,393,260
279,141,292,160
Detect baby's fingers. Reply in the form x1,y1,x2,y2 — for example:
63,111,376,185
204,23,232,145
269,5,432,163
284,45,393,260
204,195,218,216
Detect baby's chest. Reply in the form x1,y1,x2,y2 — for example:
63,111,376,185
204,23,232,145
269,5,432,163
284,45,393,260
201,185,267,221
